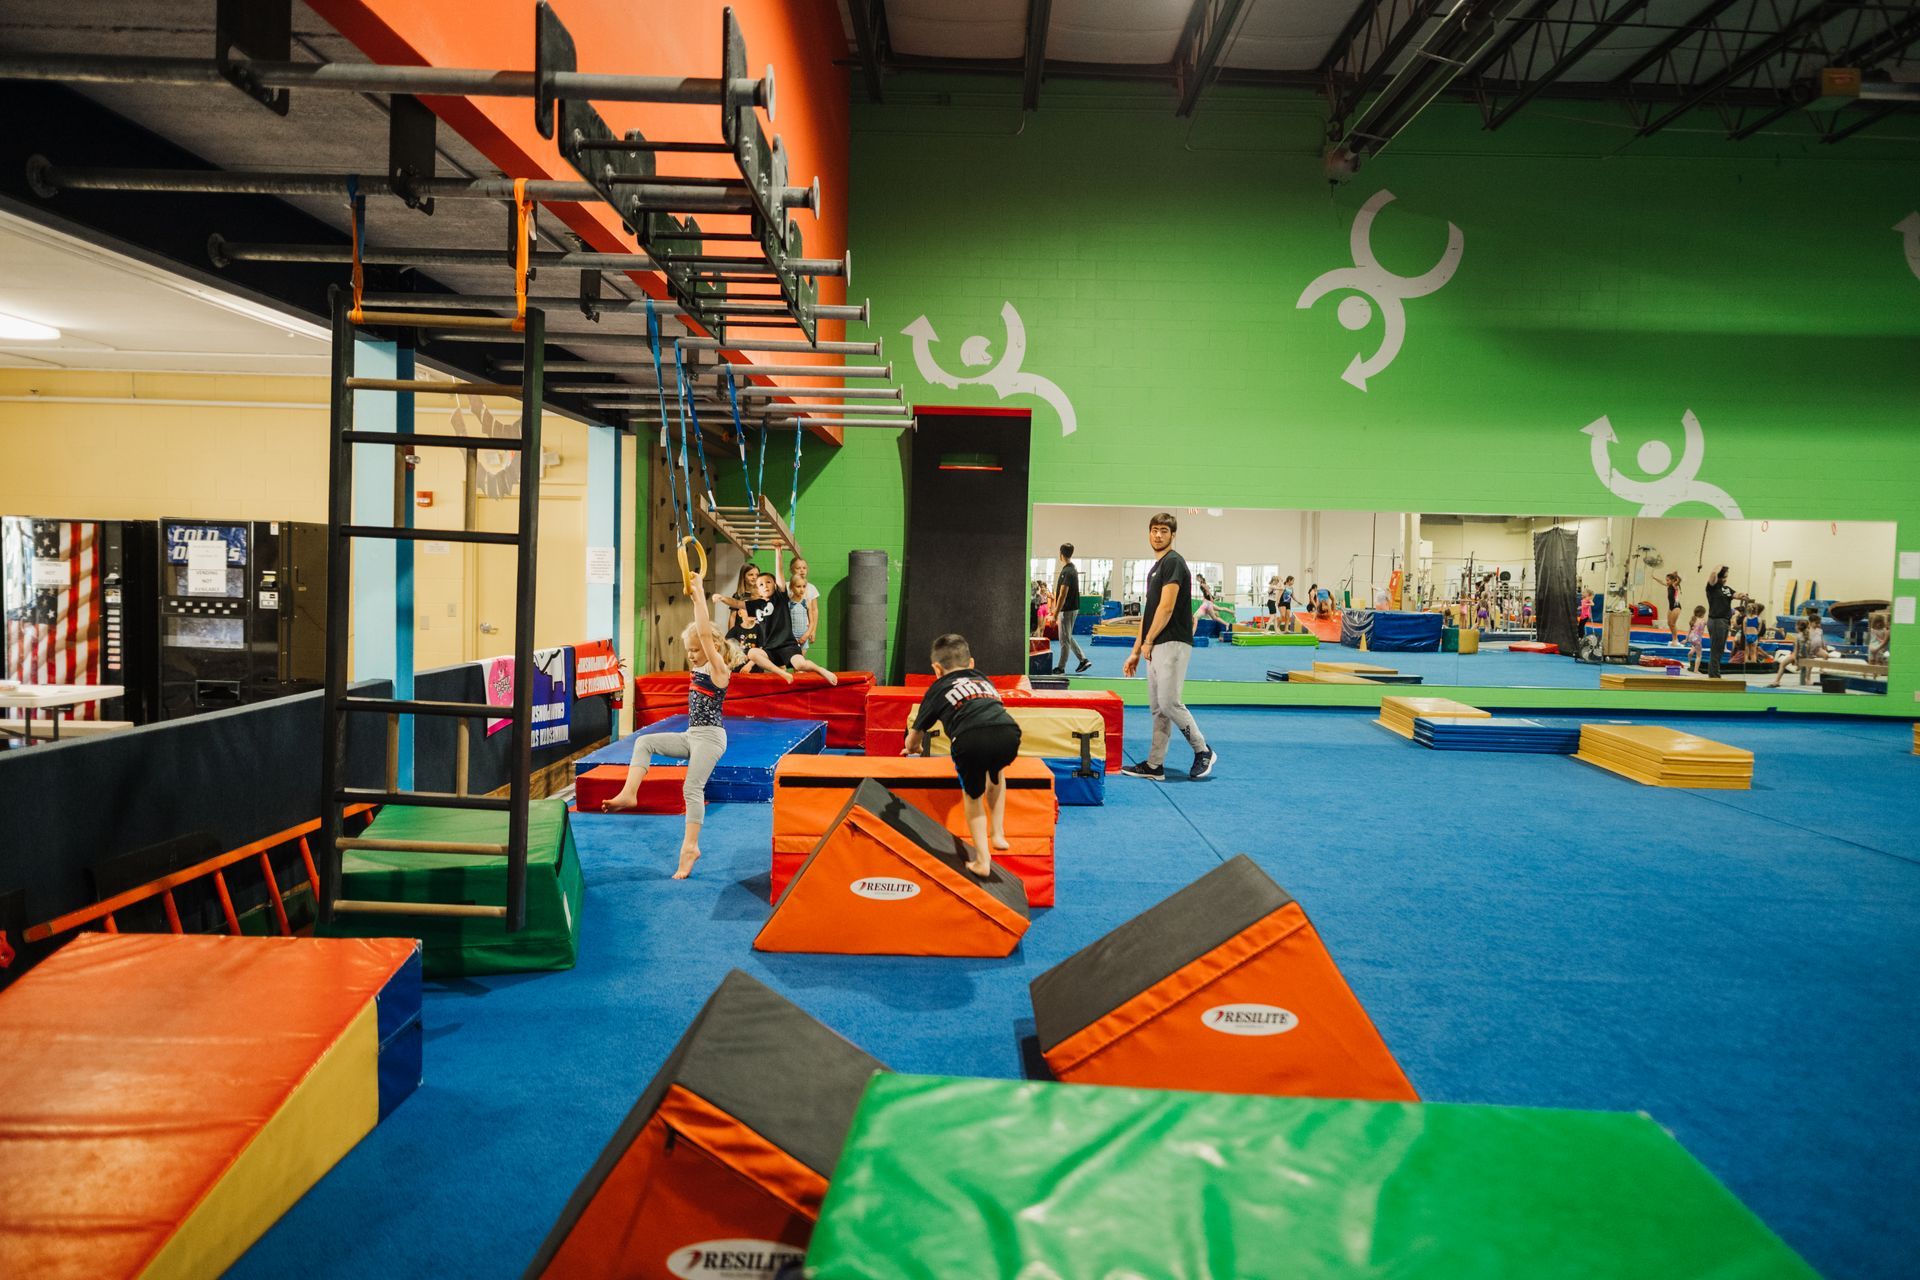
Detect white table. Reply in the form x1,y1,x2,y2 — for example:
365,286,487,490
0,684,124,744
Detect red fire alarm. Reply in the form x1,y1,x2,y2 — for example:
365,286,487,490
416,491,434,508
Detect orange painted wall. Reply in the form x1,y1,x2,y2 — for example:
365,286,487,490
307,0,850,393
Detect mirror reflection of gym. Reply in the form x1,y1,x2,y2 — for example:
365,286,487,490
1029,505,1894,695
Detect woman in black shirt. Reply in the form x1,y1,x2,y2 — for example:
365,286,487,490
1704,566,1738,678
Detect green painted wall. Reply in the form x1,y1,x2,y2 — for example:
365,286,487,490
800,77,1919,713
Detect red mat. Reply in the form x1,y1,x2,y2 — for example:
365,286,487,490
1509,641,1559,654
573,764,687,814
633,671,873,748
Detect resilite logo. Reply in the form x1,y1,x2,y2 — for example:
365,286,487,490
1202,1003,1299,1036
666,1239,804,1279
850,876,921,901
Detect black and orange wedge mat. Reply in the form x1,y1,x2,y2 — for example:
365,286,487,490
756,780,1031,957
772,755,1057,905
1028,854,1415,1100
0,933,421,1279
523,969,884,1280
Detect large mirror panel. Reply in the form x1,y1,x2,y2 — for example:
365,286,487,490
1031,505,1894,695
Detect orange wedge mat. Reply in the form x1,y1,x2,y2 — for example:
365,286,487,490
1599,671,1747,694
1377,697,1489,739
1575,724,1754,789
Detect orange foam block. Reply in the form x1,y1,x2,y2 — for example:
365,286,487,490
1030,855,1415,1101
771,755,1057,905
756,780,1030,957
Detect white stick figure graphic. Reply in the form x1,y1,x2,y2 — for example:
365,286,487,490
1582,411,1742,518
1896,212,1920,282
1297,189,1464,391
902,301,1078,436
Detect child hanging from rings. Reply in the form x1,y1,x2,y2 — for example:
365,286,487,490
901,632,1022,877
752,566,838,685
602,571,734,880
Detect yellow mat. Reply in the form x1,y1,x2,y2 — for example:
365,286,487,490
1288,670,1379,685
1315,662,1395,674
931,706,1106,764
1575,724,1754,789
1377,696,1488,739
1599,671,1747,694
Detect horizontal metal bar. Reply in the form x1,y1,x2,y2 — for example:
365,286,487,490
333,899,508,919
759,417,914,429
360,291,687,318
213,238,776,277
340,524,520,545
498,361,687,375
738,383,898,398
714,362,890,378
352,310,527,332
340,431,525,450
346,377,520,397
572,138,735,154
341,696,520,718
679,337,879,355
336,837,510,856
334,788,513,811
661,252,848,278
0,54,770,113
760,402,908,416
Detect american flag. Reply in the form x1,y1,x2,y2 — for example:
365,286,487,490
3,519,101,718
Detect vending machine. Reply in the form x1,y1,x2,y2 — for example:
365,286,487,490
157,519,328,718
2,517,161,723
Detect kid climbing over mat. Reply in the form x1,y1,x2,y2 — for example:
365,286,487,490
602,572,735,880
902,633,1022,877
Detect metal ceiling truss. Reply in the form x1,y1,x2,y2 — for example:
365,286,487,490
846,0,889,103
1024,0,1055,110
1174,0,1254,118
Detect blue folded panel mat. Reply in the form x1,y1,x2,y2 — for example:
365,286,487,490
574,715,826,802
1411,716,1582,754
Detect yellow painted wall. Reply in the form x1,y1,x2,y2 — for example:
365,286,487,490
0,369,594,673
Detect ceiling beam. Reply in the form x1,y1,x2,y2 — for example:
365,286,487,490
1173,0,1252,118
1023,0,1053,110
1606,0,1743,89
1460,0,1559,82
1484,0,1651,131
1335,0,1532,166
1729,6,1920,141
1319,0,1391,74
847,0,885,103
1636,0,1858,138
1822,100,1907,143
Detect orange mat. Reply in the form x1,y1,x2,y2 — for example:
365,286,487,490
0,933,421,1280
772,755,1056,905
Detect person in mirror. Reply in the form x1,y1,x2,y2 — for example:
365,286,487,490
1264,575,1281,632
1739,602,1766,665
1051,543,1091,674
1867,611,1890,666
1770,617,1829,687
1684,606,1709,672
1121,512,1215,781
902,633,1020,876
1194,574,1223,624
757,568,837,686
602,572,733,880
1664,572,1684,639
1030,579,1049,633
1276,575,1297,632
1704,566,1739,678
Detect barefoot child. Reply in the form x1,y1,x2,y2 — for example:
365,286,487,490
901,633,1022,876
758,565,838,685
601,572,735,880
1684,605,1708,672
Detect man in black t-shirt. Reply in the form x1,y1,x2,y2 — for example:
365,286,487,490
905,632,1024,876
1051,543,1092,674
1120,512,1214,780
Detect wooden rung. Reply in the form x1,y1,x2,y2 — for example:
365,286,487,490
333,899,508,919
346,378,522,397
351,310,524,331
336,838,510,856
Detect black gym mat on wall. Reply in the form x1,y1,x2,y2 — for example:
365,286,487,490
900,411,1033,678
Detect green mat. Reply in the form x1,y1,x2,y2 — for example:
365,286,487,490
807,1076,1817,1279
323,798,583,977
1230,631,1318,646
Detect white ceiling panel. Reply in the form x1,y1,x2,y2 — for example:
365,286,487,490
887,0,1032,60
1049,0,1194,65
1221,0,1361,72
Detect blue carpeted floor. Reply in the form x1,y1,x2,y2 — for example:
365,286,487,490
232,708,1920,1280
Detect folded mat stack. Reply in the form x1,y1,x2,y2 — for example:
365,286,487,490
1283,670,1379,684
323,799,583,976
1231,631,1318,647
573,716,826,804
0,934,421,1280
1413,716,1582,754
1599,670,1748,694
1575,724,1754,788
1377,696,1488,739
804,1076,1817,1279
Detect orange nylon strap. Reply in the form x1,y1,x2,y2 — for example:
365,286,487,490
347,175,367,324
512,177,532,332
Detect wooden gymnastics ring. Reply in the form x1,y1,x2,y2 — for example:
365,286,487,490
677,535,707,594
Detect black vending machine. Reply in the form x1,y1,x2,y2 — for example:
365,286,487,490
158,519,329,718
1,516,161,723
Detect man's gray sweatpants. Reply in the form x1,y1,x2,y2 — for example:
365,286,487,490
1054,608,1087,670
1147,641,1207,768
628,724,728,823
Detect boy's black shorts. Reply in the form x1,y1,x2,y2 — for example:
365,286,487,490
949,723,1023,799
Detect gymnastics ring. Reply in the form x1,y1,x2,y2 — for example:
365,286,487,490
676,536,707,594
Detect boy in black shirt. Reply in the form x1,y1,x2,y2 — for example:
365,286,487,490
1052,543,1092,674
904,633,1023,876
1121,511,1215,780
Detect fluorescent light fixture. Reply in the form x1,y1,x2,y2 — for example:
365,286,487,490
0,312,61,341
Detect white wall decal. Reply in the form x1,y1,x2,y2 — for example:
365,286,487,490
902,302,1077,435
1297,189,1464,391
1582,411,1742,518
1897,212,1920,282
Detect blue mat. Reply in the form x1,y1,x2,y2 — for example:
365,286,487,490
1043,757,1105,805
574,716,826,802
1412,715,1582,754
1341,609,1444,652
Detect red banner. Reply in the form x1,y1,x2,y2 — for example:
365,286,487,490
575,639,625,704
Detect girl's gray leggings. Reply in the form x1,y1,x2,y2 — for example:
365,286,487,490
629,725,727,823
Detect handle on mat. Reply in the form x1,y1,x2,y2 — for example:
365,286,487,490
677,536,707,594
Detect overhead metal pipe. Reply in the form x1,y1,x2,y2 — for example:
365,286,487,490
358,291,870,325
0,53,772,114
210,236,841,277
737,385,900,399
713,362,890,379
679,337,879,356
